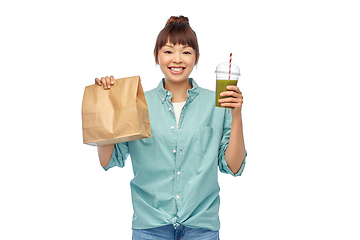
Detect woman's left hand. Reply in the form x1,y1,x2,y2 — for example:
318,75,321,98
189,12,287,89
218,85,243,115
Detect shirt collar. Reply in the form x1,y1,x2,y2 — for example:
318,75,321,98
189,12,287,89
157,78,200,104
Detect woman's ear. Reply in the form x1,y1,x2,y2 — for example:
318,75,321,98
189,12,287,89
154,51,159,65
195,53,200,66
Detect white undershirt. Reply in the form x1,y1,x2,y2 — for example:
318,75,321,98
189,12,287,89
172,101,186,128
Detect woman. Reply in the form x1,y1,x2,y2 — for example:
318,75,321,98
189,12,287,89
95,16,246,240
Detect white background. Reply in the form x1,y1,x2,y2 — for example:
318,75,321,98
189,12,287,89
1,0,359,239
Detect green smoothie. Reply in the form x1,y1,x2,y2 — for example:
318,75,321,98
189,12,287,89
215,79,238,108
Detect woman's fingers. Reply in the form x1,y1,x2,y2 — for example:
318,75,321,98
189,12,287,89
95,78,102,86
95,76,115,90
226,85,240,93
101,77,107,89
220,86,241,96
105,76,111,89
218,85,243,108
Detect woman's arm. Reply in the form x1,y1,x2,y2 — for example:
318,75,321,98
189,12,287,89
94,75,116,168
224,113,246,174
97,144,115,168
218,85,246,174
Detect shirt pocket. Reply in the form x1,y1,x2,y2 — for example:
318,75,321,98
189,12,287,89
195,126,217,159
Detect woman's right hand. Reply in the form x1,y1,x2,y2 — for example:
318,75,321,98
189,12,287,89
95,75,115,90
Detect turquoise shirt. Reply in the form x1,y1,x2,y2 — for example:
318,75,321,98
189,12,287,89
104,78,246,231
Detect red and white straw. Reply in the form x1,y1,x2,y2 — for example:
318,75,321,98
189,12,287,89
228,53,232,80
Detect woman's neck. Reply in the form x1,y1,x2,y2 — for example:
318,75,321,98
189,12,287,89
164,78,192,103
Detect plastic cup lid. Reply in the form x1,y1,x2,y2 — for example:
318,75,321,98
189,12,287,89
215,62,240,75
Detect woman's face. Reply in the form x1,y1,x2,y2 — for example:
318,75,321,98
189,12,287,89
157,42,196,84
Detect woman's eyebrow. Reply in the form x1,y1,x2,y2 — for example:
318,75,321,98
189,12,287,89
164,44,192,49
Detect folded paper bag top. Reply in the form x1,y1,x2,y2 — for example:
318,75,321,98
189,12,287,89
82,76,151,146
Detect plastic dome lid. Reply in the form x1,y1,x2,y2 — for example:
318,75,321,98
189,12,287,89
215,62,240,75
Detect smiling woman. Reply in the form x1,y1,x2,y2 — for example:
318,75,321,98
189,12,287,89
157,43,196,88
154,16,199,65
95,15,246,240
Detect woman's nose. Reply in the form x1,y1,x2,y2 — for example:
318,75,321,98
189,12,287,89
172,53,182,63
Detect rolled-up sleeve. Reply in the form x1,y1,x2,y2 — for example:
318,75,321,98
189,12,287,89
103,142,130,171
219,150,246,176
218,108,246,176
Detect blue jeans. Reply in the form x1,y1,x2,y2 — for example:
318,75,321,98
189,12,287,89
132,224,220,240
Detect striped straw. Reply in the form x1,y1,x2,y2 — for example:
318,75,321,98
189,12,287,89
228,53,232,80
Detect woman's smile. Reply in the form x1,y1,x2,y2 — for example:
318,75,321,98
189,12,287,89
169,66,186,74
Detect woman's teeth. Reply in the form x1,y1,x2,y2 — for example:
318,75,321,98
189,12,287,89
170,68,184,72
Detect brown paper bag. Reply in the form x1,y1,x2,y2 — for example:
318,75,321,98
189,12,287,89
82,76,151,146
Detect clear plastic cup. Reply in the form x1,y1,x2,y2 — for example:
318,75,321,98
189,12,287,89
215,62,241,108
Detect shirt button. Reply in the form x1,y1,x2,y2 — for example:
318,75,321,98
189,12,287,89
171,126,174,130
162,98,165,101
177,171,181,175
173,149,177,153
168,107,171,111
167,92,170,96
176,195,180,199
179,148,182,152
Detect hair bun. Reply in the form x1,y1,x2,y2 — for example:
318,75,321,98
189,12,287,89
165,15,189,26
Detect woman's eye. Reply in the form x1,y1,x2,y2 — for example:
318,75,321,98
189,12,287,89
183,51,191,54
165,51,172,54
